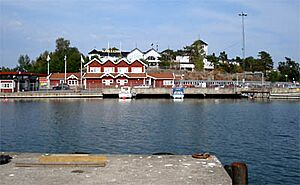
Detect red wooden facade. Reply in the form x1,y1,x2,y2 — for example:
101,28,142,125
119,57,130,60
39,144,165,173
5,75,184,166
84,58,147,89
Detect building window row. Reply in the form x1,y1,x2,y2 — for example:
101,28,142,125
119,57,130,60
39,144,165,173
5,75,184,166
68,80,78,86
89,67,143,73
163,80,174,86
0,83,13,89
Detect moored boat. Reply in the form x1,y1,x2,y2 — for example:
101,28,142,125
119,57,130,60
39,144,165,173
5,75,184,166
118,86,135,99
171,87,184,99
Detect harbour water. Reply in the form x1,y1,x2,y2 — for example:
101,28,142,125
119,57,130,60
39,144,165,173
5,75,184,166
0,98,299,184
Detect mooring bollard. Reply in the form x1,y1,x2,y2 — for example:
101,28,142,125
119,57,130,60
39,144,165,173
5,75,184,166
231,162,248,185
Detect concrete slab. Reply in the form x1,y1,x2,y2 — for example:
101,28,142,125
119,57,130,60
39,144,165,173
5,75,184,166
0,153,231,185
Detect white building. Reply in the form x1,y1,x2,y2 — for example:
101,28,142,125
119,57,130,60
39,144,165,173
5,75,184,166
143,48,161,68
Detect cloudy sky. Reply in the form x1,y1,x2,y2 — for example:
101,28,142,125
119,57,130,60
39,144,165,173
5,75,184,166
0,0,299,68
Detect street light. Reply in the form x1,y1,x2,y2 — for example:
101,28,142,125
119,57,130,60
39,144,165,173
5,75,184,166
239,12,247,84
285,74,288,82
239,12,247,60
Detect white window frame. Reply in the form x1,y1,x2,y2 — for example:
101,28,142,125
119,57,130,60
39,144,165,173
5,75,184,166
104,67,114,73
116,79,128,85
163,80,174,86
131,67,142,73
90,67,100,73
102,79,113,85
68,80,78,86
117,67,128,73
1,83,13,89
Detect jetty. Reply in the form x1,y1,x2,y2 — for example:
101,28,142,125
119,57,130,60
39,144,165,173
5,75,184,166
0,153,231,185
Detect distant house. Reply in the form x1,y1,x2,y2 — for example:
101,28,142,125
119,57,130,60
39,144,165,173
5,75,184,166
147,73,175,88
143,48,161,68
175,56,195,71
88,47,161,68
127,48,144,62
88,48,130,61
48,73,81,89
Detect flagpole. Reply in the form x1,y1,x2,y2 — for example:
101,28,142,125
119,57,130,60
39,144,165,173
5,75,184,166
80,55,83,89
64,55,67,83
46,55,50,89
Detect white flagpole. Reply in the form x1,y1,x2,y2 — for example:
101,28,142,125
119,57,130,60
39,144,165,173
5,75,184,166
47,55,50,76
80,55,84,89
46,55,51,89
64,55,67,83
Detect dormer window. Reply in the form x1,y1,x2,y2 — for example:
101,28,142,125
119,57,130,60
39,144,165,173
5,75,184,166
104,67,114,73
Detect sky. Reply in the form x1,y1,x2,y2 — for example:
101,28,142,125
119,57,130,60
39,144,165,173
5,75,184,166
0,0,299,68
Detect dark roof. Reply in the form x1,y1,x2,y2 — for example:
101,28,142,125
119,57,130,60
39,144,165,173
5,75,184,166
88,49,130,57
144,48,159,54
88,49,99,55
199,40,208,46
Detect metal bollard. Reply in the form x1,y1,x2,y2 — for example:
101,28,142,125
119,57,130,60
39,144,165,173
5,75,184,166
231,162,248,185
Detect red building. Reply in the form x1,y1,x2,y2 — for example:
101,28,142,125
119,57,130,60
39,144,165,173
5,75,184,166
48,73,81,89
147,73,175,88
83,58,147,89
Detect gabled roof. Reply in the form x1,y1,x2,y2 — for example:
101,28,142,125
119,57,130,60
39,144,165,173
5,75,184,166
88,49,99,55
129,48,144,54
147,73,174,79
144,48,159,54
131,59,148,67
115,57,130,64
83,73,103,78
49,73,81,79
84,58,102,67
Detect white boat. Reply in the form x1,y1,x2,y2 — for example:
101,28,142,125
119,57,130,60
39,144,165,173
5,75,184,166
171,87,184,99
118,86,135,99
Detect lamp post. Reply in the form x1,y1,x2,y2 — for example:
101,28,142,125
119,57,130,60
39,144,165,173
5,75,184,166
285,74,288,82
239,12,247,85
239,12,247,60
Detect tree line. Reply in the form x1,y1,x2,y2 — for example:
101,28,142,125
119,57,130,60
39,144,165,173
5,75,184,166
1,38,299,82
159,40,299,82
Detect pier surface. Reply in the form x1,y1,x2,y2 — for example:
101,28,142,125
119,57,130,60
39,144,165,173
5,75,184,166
0,153,231,185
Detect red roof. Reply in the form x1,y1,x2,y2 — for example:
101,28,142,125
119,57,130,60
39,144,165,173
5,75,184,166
147,73,174,79
49,73,81,79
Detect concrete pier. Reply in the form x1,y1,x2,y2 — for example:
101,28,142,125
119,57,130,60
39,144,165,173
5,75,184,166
0,153,231,185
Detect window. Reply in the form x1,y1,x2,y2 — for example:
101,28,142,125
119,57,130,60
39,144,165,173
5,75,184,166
68,80,78,86
0,83,13,89
116,79,128,85
90,67,100,73
131,67,142,73
102,79,113,85
147,56,155,60
117,67,128,73
163,80,174,86
104,67,114,73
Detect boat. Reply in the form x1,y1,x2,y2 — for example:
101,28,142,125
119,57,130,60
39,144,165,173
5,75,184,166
118,86,135,99
171,87,184,99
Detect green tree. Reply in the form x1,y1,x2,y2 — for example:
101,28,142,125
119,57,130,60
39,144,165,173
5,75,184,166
184,40,206,71
16,54,32,72
278,57,300,81
31,38,84,73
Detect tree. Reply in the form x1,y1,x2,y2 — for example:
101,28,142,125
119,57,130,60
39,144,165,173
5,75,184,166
278,57,300,81
56,38,70,52
30,38,84,73
257,51,273,74
184,40,206,71
16,54,32,72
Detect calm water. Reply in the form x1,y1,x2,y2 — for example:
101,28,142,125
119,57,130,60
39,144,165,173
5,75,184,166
0,98,299,184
